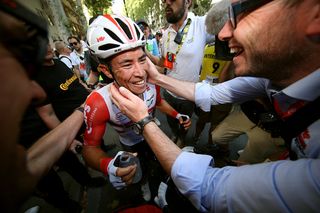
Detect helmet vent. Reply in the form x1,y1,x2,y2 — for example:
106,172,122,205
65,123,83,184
98,43,120,51
115,18,133,40
104,28,124,44
134,25,142,39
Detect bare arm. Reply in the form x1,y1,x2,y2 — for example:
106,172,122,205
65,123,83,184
110,84,182,174
146,58,196,101
36,104,61,129
156,99,191,129
26,109,84,180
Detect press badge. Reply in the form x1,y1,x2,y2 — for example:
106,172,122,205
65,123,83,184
164,52,176,70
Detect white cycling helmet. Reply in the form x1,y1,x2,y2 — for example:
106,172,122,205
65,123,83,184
87,14,146,60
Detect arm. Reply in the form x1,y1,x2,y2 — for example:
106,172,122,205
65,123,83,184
82,91,136,184
82,92,112,172
26,108,84,180
110,84,182,174
36,104,61,129
155,86,191,129
172,153,320,212
146,58,196,101
110,84,320,212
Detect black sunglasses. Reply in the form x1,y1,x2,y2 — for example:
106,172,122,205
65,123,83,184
0,0,48,79
69,42,79,46
229,0,271,28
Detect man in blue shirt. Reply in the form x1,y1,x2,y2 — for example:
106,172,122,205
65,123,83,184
110,0,320,212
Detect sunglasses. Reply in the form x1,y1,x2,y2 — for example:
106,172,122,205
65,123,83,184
69,42,79,46
0,1,48,79
228,0,271,28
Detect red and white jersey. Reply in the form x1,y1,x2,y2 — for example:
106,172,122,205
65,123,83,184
84,83,162,146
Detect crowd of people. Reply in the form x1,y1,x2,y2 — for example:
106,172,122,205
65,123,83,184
0,0,319,212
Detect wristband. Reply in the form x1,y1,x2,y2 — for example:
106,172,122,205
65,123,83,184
100,157,112,175
170,110,179,119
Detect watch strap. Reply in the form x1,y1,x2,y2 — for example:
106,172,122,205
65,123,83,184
135,115,159,134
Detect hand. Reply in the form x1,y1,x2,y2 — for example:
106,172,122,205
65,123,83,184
107,151,137,190
68,139,83,154
146,57,161,84
176,113,192,130
110,84,149,122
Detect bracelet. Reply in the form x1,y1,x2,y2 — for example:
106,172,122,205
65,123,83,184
75,106,84,113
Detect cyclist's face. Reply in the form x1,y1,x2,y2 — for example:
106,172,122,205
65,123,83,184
110,47,148,95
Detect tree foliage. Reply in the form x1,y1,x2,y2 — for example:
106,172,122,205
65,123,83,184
124,0,212,31
83,0,113,16
193,0,212,16
125,0,163,27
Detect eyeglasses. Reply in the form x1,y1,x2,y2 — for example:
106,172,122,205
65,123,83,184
228,0,271,28
0,1,48,79
69,42,79,46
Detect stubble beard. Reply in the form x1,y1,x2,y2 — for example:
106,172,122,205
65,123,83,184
244,19,306,87
166,1,186,23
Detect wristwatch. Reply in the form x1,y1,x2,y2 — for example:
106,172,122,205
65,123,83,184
133,115,160,135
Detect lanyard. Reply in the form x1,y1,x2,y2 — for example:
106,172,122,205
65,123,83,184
166,18,191,57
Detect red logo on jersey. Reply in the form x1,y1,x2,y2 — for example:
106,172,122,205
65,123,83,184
96,36,105,42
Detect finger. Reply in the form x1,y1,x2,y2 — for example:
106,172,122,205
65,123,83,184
184,121,192,128
109,84,121,107
121,166,137,184
117,164,136,177
118,86,138,102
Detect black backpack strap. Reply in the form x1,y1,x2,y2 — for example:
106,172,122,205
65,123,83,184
280,96,320,160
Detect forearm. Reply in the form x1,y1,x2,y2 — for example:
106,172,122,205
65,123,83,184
36,105,61,129
26,109,84,180
156,74,196,102
156,100,178,118
143,122,182,174
83,145,111,174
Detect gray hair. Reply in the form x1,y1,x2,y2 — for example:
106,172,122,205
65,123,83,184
54,41,67,53
205,0,231,35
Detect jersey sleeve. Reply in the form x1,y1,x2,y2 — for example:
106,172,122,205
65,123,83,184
83,92,110,147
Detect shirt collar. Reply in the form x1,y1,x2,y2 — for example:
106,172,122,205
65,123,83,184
282,69,320,101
